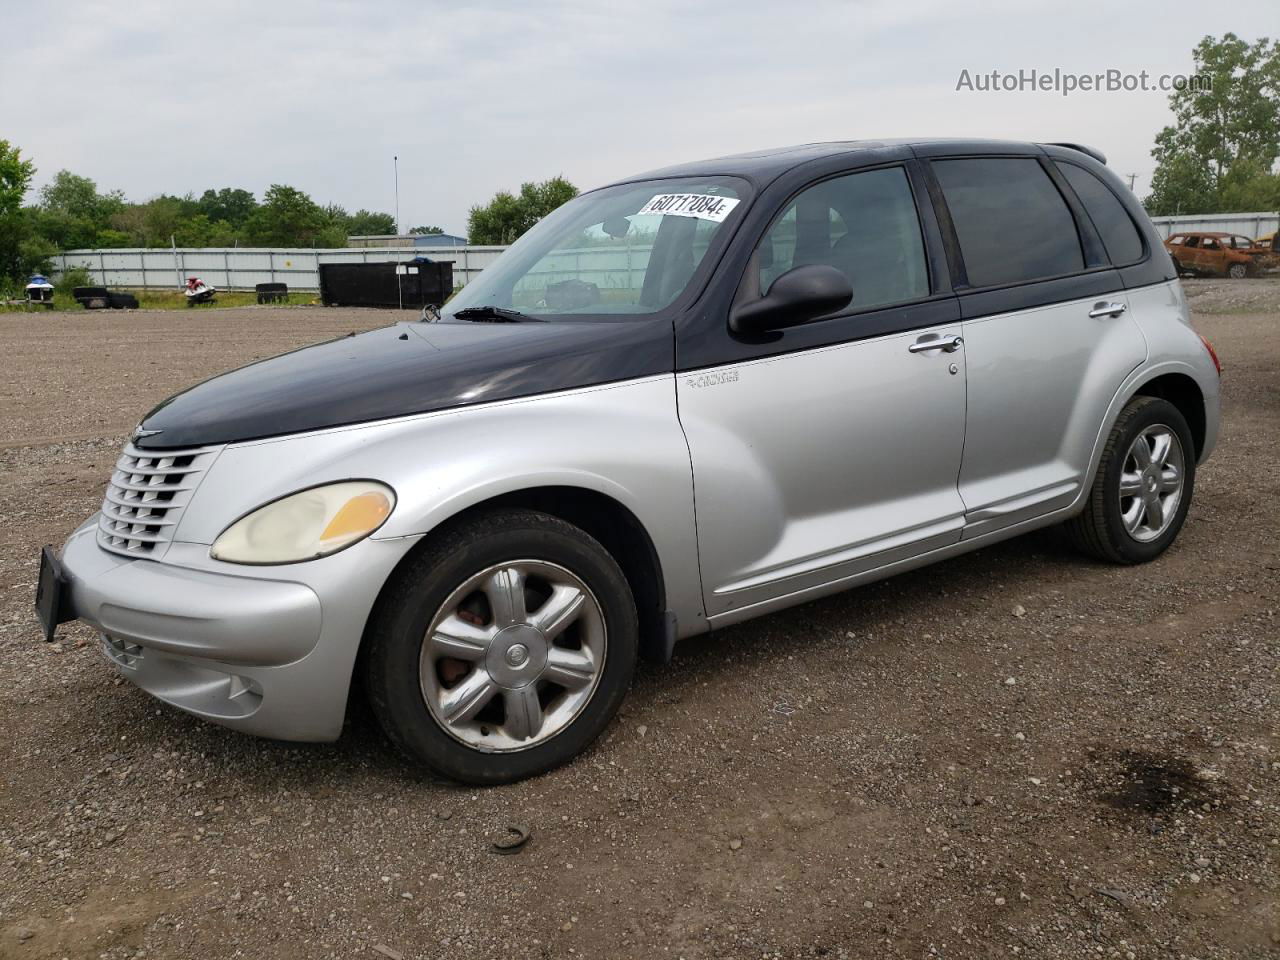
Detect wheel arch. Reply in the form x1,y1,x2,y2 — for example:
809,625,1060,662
363,484,671,666
1069,360,1215,522
1131,371,1207,459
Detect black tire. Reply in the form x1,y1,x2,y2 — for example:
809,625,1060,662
363,509,638,784
1064,396,1196,564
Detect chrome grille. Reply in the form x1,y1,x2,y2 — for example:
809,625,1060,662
97,442,219,558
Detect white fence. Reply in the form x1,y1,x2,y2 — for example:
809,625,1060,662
49,246,508,292
48,242,662,297
1149,211,1278,240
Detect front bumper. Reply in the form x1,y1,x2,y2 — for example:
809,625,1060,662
59,516,418,741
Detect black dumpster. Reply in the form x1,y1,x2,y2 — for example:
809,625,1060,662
318,259,453,309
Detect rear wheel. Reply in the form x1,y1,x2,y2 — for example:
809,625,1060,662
364,509,638,784
1064,397,1196,564
1227,262,1248,280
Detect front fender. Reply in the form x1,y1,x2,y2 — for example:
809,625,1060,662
173,375,706,635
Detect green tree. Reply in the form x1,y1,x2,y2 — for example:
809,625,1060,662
0,140,38,282
0,140,34,218
32,170,128,250
40,170,124,222
173,213,238,247
244,184,330,246
345,209,397,236
93,228,133,248
467,176,577,244
196,188,257,227
409,224,445,235
1146,33,1280,215
138,196,187,247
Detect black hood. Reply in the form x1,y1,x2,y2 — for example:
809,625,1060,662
135,319,673,450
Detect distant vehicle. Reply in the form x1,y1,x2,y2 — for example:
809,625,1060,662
40,138,1221,784
24,275,54,307
1164,231,1267,279
184,277,216,306
1250,232,1279,266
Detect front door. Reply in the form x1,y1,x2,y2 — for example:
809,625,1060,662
678,165,968,620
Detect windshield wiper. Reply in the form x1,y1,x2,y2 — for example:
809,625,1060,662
452,305,544,323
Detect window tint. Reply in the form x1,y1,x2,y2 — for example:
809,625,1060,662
932,158,1083,287
1056,162,1145,265
757,166,928,310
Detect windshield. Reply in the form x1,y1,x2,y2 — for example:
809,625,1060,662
444,176,749,320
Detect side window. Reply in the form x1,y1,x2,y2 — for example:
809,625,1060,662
756,166,928,311
1202,237,1220,250
1055,162,1145,265
1184,236,1200,248
1167,235,1184,246
932,158,1084,287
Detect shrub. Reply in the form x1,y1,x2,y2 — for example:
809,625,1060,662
55,266,94,295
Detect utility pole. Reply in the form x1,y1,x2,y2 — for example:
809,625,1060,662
394,155,401,237
1126,172,1138,192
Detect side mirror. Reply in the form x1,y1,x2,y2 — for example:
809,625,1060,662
730,264,853,335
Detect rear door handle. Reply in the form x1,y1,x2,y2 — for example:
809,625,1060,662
909,334,964,354
1088,301,1127,319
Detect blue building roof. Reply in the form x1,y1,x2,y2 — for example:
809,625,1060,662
412,233,469,247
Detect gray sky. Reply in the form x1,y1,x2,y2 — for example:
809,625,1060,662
3,0,1275,236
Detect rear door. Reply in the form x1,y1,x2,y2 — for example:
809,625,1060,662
1199,236,1226,275
677,164,967,619
925,154,1148,536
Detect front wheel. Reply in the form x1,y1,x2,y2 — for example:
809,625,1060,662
364,509,638,784
1227,262,1248,280
1064,396,1196,564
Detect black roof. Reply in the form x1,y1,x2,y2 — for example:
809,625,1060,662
626,139,1105,186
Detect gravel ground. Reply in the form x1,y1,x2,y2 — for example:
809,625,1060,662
1,285,1277,959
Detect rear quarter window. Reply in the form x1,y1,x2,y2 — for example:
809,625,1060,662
932,158,1084,287
1056,162,1145,265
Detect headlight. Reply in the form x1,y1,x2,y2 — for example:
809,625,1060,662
211,481,395,564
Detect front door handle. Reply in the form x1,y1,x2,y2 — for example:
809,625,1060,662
908,334,964,354
1088,301,1127,319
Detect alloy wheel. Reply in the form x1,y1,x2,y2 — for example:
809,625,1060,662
1118,424,1185,543
419,560,606,752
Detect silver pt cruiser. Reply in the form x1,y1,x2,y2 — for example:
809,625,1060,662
38,139,1221,783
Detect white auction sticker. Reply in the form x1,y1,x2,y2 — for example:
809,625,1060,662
636,193,740,222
